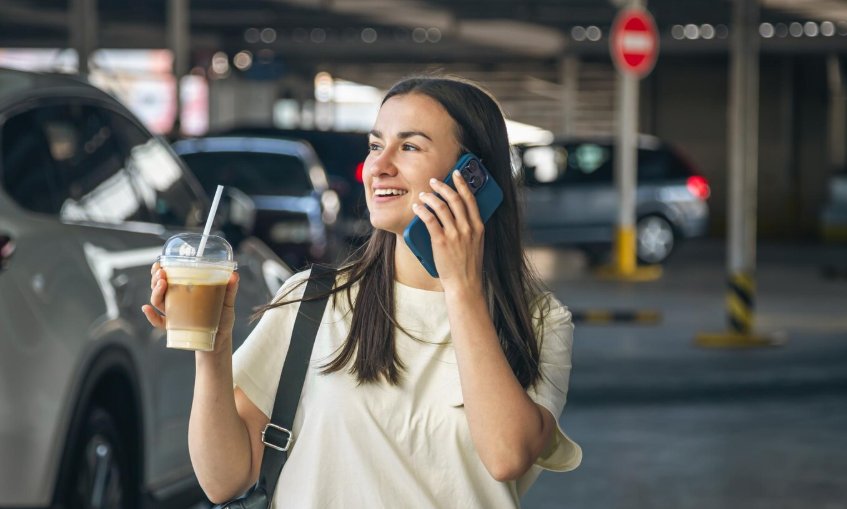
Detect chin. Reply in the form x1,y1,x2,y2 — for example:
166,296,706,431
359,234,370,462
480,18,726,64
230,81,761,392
369,214,410,236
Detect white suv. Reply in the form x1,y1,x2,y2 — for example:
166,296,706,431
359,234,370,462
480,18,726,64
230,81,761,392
0,68,292,509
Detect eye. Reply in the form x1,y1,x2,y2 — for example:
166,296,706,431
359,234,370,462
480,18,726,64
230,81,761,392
368,142,382,152
402,143,419,151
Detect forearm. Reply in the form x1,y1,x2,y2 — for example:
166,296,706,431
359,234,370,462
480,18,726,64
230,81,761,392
188,343,254,502
445,287,547,480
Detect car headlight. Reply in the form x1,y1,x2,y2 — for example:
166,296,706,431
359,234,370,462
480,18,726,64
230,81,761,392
321,190,340,225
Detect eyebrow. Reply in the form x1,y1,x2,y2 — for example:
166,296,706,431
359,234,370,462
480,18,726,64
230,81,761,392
369,129,433,142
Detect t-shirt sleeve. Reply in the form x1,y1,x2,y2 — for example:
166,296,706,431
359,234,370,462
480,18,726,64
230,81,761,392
232,269,312,419
526,293,582,473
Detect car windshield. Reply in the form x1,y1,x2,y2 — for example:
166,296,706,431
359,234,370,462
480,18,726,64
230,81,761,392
180,151,312,196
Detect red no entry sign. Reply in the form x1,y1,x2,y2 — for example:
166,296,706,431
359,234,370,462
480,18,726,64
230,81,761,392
610,9,659,77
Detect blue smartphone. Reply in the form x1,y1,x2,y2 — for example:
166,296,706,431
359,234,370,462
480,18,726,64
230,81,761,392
403,153,504,278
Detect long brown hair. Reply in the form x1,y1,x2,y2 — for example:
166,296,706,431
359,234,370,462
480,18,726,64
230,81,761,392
250,76,552,390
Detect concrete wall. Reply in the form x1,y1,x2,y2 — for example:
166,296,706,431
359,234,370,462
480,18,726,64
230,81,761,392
646,55,832,240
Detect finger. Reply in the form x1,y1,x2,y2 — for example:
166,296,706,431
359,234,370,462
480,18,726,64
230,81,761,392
412,202,444,240
151,278,167,311
418,190,456,234
151,262,160,276
452,170,484,232
151,268,166,290
430,176,471,235
223,272,239,308
141,304,166,328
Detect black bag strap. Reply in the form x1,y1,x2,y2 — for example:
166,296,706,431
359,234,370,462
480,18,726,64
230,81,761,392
258,264,335,504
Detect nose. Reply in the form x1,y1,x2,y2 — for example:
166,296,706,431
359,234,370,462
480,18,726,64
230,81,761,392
368,149,398,179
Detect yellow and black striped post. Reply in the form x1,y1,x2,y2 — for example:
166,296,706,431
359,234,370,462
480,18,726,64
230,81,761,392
696,271,779,347
727,272,754,334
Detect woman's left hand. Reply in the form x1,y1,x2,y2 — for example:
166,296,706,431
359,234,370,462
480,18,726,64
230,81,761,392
413,171,485,293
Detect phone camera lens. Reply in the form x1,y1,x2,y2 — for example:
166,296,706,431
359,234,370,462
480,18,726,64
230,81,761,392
468,160,479,173
461,169,471,181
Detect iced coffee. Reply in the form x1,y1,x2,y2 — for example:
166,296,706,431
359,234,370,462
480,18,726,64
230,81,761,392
158,233,237,351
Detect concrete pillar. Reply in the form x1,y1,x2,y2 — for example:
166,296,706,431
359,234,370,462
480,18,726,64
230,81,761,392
827,54,847,172
70,0,97,74
168,0,189,132
726,0,759,294
696,0,780,346
560,54,580,135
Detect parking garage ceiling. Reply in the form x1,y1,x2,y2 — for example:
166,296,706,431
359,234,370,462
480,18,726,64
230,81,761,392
4,0,847,132
3,0,847,62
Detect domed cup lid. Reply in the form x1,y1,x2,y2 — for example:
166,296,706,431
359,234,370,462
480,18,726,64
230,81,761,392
157,233,237,270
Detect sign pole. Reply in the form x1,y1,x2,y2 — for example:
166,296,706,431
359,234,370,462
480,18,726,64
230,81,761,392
614,70,639,276
597,2,662,282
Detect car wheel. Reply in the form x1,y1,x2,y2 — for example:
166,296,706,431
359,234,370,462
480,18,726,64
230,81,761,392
66,406,134,509
637,215,675,264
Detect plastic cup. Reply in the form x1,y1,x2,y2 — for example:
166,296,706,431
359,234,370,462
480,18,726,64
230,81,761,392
158,233,237,351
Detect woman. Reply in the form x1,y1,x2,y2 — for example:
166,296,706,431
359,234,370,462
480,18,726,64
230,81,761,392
142,76,581,508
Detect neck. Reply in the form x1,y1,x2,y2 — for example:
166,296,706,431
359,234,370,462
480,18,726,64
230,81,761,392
393,233,444,292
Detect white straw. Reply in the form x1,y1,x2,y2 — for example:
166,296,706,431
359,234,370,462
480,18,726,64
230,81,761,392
197,185,224,257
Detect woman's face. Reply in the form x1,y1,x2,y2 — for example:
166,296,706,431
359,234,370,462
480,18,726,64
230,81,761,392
364,93,462,235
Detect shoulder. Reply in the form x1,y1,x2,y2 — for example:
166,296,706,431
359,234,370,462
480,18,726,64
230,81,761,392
529,291,573,334
270,268,314,303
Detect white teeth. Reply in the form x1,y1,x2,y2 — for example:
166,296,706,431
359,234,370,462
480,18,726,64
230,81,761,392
374,189,408,196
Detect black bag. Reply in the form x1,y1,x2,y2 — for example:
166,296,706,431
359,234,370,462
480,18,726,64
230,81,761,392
212,265,335,509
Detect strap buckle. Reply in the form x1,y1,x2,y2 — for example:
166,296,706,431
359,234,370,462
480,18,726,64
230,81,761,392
261,423,294,452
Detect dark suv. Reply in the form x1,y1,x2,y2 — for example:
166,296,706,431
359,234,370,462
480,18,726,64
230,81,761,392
0,68,292,509
517,135,710,263
218,126,371,240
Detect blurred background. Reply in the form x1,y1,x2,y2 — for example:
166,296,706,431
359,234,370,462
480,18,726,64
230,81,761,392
0,1,845,508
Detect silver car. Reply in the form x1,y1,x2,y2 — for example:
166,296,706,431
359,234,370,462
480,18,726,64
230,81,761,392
0,68,292,508
518,135,711,263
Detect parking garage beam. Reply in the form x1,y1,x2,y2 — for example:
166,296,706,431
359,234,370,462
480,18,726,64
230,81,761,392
696,0,780,348
70,0,97,74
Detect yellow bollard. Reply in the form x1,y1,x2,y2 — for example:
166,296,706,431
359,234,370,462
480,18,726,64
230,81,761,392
594,226,663,282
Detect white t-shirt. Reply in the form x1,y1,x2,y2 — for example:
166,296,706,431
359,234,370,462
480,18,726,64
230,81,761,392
232,270,581,509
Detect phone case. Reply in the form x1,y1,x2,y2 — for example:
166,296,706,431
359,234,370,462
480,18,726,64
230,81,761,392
403,154,504,278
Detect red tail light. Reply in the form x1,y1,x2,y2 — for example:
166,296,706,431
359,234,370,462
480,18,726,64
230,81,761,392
355,162,364,183
686,175,710,200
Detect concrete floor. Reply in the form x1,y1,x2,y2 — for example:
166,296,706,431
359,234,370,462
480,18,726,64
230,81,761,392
187,240,847,509
521,240,847,509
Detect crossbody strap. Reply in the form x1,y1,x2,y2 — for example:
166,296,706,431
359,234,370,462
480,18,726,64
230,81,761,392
258,264,335,503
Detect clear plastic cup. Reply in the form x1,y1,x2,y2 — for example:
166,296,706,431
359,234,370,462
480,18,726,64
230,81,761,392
158,233,237,351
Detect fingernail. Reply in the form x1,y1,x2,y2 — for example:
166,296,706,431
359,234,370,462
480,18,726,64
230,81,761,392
454,170,462,179
430,178,437,184
419,191,425,197
412,203,418,209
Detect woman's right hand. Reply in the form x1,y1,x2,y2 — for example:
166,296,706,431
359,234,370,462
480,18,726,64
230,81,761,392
141,262,241,354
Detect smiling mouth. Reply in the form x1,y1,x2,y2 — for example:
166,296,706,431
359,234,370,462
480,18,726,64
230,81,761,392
373,189,409,197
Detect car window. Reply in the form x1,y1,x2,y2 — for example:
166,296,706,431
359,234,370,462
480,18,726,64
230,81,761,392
1,103,148,224
522,143,613,186
109,112,204,228
637,148,691,182
1,109,59,214
180,151,312,197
